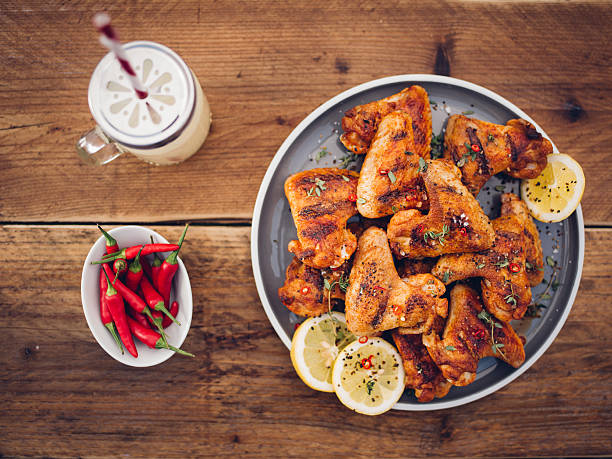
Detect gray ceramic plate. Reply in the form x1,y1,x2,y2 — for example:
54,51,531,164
251,75,584,411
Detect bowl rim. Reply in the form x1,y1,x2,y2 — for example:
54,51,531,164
81,225,192,367
250,74,585,411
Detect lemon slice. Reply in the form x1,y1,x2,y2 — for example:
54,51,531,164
332,337,405,415
520,153,585,223
290,312,355,392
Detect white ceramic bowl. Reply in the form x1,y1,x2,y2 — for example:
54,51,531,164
81,225,193,367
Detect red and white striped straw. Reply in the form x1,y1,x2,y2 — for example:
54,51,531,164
93,13,148,99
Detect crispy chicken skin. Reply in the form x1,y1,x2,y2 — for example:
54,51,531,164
432,215,532,322
340,85,432,156
357,111,428,218
285,168,360,269
278,257,349,317
423,284,525,386
501,193,544,286
345,227,447,336
387,159,495,259
396,257,437,278
392,326,452,402
443,115,552,195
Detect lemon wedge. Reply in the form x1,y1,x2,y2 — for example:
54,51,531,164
331,337,405,415
520,153,585,223
290,312,355,392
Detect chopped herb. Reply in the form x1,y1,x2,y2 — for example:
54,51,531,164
430,133,444,159
442,270,453,283
340,152,359,168
487,133,495,143
357,197,366,205
492,343,505,354
476,263,486,269
462,110,475,115
388,170,397,184
423,224,449,246
404,150,413,156
307,187,315,197
445,345,456,351
456,157,466,167
315,187,321,197
315,148,328,162
495,185,506,192
366,380,375,395
430,100,438,108
418,157,428,172
540,293,552,300
342,175,350,182
525,261,533,270
546,256,556,267
505,294,517,305
477,310,507,359
495,258,510,268
391,205,399,213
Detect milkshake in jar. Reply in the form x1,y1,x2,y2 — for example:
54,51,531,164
77,41,211,166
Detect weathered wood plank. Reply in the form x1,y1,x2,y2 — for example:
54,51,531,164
0,225,610,457
0,0,610,224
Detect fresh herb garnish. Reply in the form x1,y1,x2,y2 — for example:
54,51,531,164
315,148,328,162
546,256,556,267
495,257,510,268
462,110,475,115
442,270,453,283
418,157,428,172
308,177,326,197
387,170,397,184
487,133,495,143
424,224,449,246
477,310,507,358
357,197,366,204
404,150,413,156
366,380,375,395
525,261,533,270
445,345,456,351
391,205,399,213
476,263,486,269
495,185,506,192
504,280,517,306
340,151,359,169
342,175,350,182
430,133,444,159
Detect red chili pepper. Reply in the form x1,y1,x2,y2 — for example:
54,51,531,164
157,224,189,309
125,245,145,291
378,168,389,175
294,322,301,331
373,285,386,291
509,262,521,273
459,227,467,236
94,243,181,264
392,305,402,316
361,358,372,369
358,336,368,344
97,224,119,255
149,308,165,331
348,193,357,203
113,258,128,278
100,268,123,354
416,224,424,233
472,329,486,339
140,276,180,326
471,144,481,152
126,305,152,329
102,267,137,357
162,300,180,328
126,316,194,357
102,264,163,336
300,286,310,295
141,257,154,283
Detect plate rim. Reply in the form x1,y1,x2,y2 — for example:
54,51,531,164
250,74,585,411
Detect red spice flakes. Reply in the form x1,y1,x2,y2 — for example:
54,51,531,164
300,286,310,295
509,262,521,273
472,329,486,339
416,224,424,233
348,193,357,202
471,144,481,152
358,336,368,344
459,227,467,236
378,168,389,175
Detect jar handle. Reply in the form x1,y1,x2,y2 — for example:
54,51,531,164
76,126,124,165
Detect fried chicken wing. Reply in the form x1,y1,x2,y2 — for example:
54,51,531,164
422,284,525,386
501,193,544,286
396,257,437,278
392,326,452,402
432,215,532,322
356,111,428,218
387,159,495,259
278,257,349,317
443,115,552,194
285,168,360,269
340,85,432,156
345,227,447,336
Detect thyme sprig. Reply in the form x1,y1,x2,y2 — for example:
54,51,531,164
307,177,326,197
340,151,359,169
477,310,507,359
423,224,449,246
324,273,350,332
430,133,444,159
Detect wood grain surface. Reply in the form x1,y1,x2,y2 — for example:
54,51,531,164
1,0,611,457
0,225,610,458
0,0,611,224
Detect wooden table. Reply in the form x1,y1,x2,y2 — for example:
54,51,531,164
1,1,611,457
